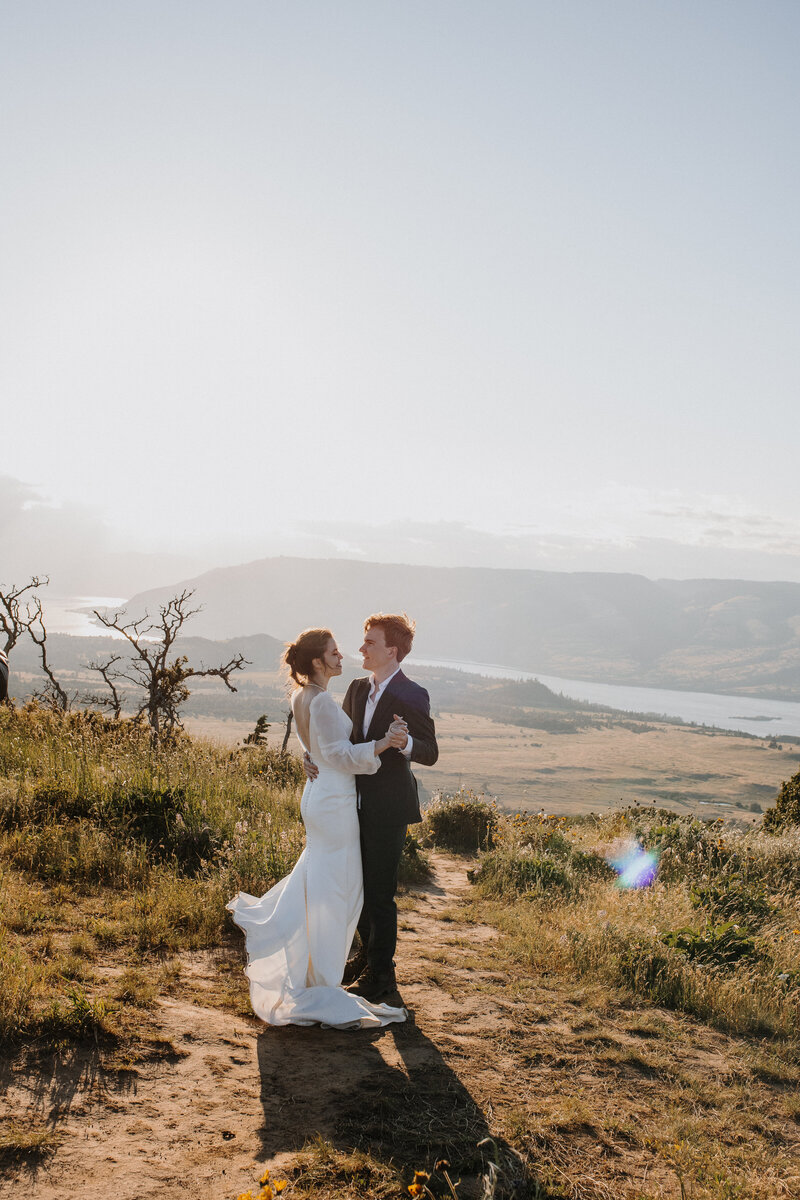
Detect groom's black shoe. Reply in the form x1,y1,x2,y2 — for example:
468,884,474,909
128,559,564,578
341,947,369,987
346,967,398,1004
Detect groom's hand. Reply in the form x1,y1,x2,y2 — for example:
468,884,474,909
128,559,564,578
389,714,409,751
303,751,319,781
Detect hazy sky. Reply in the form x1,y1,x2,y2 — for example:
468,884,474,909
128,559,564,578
3,1,800,588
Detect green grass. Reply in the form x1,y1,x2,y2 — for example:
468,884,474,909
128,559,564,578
453,801,800,1041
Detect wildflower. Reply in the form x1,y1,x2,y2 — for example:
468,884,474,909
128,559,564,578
408,1168,430,1196
236,1192,254,1200
259,1169,270,1185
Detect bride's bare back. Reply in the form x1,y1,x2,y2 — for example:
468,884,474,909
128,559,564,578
291,683,323,754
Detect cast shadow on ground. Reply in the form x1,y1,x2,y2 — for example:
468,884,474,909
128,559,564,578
256,999,544,1198
0,1043,139,1190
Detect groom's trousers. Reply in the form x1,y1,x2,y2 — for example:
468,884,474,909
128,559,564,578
357,816,407,977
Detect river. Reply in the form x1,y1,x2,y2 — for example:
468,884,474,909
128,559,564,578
408,657,800,740
38,596,128,638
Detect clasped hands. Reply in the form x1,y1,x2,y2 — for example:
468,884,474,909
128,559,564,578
302,714,409,781
385,714,410,749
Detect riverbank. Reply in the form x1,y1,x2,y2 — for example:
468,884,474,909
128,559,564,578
410,658,800,737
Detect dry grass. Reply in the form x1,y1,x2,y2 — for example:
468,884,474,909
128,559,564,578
0,703,306,1049
0,1118,60,1166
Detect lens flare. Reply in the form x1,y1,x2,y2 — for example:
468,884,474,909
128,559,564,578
606,838,659,888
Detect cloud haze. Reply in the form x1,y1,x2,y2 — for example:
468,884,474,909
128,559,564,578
4,476,800,597
2,4,799,574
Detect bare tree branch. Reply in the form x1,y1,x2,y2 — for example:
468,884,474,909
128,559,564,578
86,654,125,718
184,654,248,691
27,597,70,711
0,575,48,653
91,590,248,740
281,708,293,754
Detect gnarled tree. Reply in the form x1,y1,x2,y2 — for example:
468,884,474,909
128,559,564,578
27,596,71,710
0,575,48,653
0,575,73,709
92,589,247,740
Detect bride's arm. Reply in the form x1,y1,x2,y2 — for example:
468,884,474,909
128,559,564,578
311,694,391,774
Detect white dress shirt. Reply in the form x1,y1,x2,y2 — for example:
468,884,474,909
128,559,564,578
362,667,413,757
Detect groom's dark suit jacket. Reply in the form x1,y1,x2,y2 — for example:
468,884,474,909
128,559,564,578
343,670,438,826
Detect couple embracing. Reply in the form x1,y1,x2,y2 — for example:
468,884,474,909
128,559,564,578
227,612,438,1029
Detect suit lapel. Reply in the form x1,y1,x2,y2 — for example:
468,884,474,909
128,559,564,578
367,670,406,739
352,677,370,742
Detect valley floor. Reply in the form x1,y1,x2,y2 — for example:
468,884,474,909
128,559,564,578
185,711,798,820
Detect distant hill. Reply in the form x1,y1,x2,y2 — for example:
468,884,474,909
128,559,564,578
108,558,800,699
8,632,286,676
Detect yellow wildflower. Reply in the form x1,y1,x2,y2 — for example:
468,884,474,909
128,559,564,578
274,1184,288,1195
258,1187,273,1200
236,1192,254,1200
408,1168,430,1196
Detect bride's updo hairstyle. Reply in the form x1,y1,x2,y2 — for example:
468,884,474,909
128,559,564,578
283,628,333,686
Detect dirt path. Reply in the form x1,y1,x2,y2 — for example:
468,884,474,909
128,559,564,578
3,854,513,1200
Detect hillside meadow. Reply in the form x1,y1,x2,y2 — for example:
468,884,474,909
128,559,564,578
1,704,800,1198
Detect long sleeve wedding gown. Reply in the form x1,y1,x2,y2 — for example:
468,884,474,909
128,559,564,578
226,689,406,1028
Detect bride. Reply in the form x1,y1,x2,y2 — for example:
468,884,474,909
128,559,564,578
226,628,408,1028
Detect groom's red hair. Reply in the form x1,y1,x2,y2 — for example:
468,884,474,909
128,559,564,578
364,612,416,662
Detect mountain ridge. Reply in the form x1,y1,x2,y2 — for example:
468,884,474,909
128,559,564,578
111,557,800,700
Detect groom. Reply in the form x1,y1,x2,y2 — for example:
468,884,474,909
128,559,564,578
305,612,438,1003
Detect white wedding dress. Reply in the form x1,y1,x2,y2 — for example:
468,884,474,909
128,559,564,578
226,689,406,1029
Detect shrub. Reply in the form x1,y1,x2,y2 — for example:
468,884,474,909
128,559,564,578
763,768,800,831
469,848,573,898
661,921,756,968
421,790,498,852
397,833,432,886
690,879,774,927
